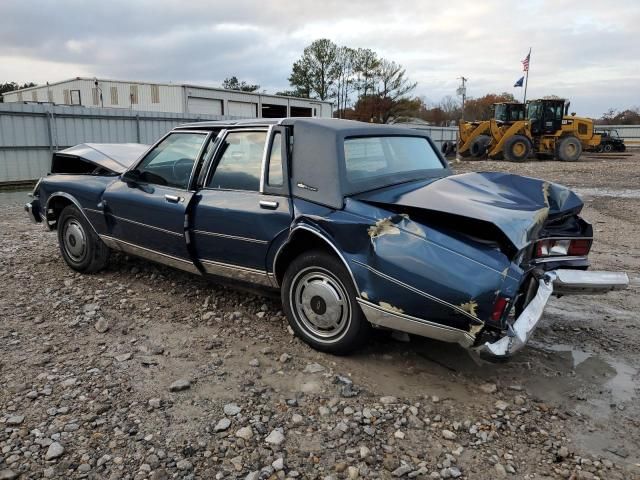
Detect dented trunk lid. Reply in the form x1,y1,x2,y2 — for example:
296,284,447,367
353,172,584,251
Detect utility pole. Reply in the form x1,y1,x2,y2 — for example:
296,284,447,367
457,76,468,120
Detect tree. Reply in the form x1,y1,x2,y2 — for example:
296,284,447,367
353,48,380,98
332,47,356,118
222,76,260,92
288,39,338,101
0,82,37,102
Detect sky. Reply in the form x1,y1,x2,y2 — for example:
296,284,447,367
1,0,639,117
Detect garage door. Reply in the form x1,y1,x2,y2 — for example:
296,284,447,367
228,101,257,118
187,97,223,115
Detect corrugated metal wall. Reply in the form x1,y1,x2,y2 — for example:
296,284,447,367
398,123,458,151
0,103,235,184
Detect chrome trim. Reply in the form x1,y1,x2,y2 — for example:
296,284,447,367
25,202,40,223
100,235,200,274
107,214,184,237
45,192,99,235
187,131,213,190
259,200,279,209
191,229,267,244
199,258,273,287
260,125,275,194
202,129,228,186
531,255,588,264
352,260,483,324
536,236,593,242
358,299,475,347
271,224,360,292
84,208,104,216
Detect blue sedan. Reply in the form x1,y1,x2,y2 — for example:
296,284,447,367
25,118,628,357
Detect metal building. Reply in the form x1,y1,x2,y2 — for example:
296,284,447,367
1,77,333,118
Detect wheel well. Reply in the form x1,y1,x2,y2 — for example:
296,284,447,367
273,229,342,286
46,196,74,229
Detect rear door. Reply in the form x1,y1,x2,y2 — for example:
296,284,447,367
102,131,211,269
190,126,292,285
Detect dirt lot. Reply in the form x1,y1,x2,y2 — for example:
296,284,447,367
1,152,639,480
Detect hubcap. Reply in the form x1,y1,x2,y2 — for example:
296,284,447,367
567,143,576,155
513,142,526,156
63,219,87,262
291,268,351,341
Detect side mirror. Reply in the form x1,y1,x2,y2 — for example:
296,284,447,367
122,170,140,185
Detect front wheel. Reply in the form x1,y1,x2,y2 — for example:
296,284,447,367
282,250,370,354
57,205,110,273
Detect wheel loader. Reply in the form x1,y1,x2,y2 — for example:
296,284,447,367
486,99,601,162
456,102,525,158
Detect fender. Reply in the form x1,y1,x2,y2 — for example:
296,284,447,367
45,191,100,235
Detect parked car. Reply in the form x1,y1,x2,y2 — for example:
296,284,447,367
594,128,626,152
25,118,628,357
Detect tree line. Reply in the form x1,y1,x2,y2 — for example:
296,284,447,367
0,82,37,102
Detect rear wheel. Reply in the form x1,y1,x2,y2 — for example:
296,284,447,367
603,143,613,153
556,136,582,161
282,250,370,354
57,205,110,273
503,135,532,162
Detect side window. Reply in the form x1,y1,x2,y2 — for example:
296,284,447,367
267,132,283,187
208,131,267,191
136,133,207,189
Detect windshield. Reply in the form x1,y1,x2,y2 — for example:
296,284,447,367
343,136,445,190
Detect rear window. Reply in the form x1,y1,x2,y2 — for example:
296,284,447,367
344,136,444,186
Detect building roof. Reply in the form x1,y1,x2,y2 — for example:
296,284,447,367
2,77,333,105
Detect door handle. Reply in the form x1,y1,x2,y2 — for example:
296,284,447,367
165,194,181,203
259,200,279,210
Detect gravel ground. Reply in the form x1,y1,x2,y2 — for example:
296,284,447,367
1,152,639,480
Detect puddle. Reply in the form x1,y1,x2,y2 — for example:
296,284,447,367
574,187,640,199
0,189,31,207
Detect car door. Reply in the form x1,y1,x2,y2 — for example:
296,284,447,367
101,130,211,272
190,126,292,285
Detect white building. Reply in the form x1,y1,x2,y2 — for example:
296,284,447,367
1,77,333,118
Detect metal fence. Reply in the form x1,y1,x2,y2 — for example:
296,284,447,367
0,104,460,185
0,103,235,185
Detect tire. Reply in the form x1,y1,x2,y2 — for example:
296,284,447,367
57,205,110,273
469,135,491,158
281,250,370,354
603,143,613,153
441,141,450,155
503,135,532,162
556,135,582,161
620,144,626,152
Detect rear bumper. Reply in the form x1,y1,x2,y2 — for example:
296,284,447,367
477,269,629,358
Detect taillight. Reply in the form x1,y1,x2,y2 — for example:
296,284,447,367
491,296,509,322
535,238,591,257
568,239,591,256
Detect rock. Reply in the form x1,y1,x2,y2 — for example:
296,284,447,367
318,406,331,416
347,466,360,479
479,383,497,394
245,472,260,480
442,430,457,440
249,358,260,367
214,418,231,432
557,446,569,458
265,428,285,445
494,463,507,478
115,352,132,362
148,398,161,409
291,413,303,424
169,378,191,392
235,426,253,440
449,467,462,478
176,459,193,471
6,415,24,426
272,457,284,470
224,403,242,415
94,318,109,333
149,470,169,480
394,430,405,439
45,441,65,460
494,400,509,411
392,464,413,477
380,396,398,405
0,470,18,480
279,353,291,362
360,446,371,458
303,362,325,373
514,395,526,405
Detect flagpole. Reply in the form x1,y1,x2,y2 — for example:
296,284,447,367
523,47,531,104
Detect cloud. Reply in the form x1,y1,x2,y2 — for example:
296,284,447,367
1,0,638,116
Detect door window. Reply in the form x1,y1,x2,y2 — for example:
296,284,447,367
208,131,267,191
267,132,283,187
136,132,207,189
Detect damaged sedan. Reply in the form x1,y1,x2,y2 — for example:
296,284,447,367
25,119,628,357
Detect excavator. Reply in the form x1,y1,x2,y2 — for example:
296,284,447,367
456,98,601,161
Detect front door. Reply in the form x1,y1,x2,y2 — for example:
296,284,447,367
190,127,292,285
102,131,210,271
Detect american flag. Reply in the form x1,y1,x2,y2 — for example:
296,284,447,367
522,51,530,72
